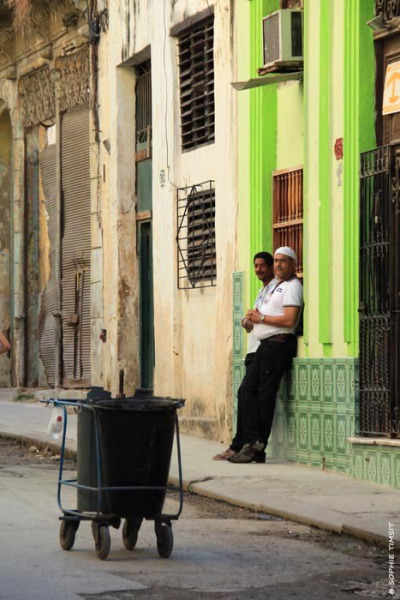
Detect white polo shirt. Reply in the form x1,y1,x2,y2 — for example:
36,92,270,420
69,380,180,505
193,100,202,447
247,279,278,353
253,276,303,341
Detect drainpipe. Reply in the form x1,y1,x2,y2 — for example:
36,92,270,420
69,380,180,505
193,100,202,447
53,71,62,389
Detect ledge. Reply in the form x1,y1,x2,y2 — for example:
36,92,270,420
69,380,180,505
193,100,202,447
231,71,303,91
348,437,400,448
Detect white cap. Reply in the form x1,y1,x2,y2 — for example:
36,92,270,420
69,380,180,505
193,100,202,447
274,246,297,263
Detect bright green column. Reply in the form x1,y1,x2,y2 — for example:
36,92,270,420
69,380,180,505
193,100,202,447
318,0,332,350
343,0,375,356
248,0,278,301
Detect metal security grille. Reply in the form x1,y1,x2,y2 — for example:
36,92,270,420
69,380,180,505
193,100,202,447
135,61,152,148
359,145,400,436
178,17,215,151
272,167,303,277
177,181,216,289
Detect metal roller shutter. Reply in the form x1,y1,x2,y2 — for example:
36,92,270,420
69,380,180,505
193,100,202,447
61,105,91,386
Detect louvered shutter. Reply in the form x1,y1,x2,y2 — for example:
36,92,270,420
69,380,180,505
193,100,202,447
61,105,91,385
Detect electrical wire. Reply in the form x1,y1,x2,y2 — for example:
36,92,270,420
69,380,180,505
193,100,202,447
162,0,179,189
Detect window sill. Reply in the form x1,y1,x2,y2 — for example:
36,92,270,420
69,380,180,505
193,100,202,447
348,437,400,447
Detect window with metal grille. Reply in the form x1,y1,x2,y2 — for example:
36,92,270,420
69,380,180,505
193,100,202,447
135,61,152,151
177,181,216,289
177,17,215,151
272,167,303,278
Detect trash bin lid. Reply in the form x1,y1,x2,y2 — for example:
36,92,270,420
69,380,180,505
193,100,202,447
92,397,185,411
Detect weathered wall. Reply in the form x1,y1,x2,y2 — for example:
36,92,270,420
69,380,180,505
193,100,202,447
0,108,12,385
0,1,98,389
98,0,237,438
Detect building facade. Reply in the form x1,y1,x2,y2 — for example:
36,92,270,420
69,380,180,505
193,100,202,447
235,0,400,490
0,0,238,443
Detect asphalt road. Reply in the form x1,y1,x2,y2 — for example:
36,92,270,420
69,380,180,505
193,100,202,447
0,438,391,600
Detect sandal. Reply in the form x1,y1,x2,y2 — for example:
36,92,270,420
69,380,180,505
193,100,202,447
227,442,265,464
213,448,237,461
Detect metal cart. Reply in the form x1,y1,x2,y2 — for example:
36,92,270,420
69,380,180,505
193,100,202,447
43,397,184,560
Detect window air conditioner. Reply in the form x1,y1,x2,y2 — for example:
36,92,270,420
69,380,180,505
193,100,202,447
262,9,303,70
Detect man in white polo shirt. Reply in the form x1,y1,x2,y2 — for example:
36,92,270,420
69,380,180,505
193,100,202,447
228,246,303,464
213,251,276,462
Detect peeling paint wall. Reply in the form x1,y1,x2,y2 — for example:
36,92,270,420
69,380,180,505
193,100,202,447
99,0,237,440
0,1,98,389
0,109,12,386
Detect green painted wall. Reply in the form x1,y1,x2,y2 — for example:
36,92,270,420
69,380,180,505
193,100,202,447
343,0,375,357
276,83,303,171
318,0,332,348
237,0,278,307
237,0,376,357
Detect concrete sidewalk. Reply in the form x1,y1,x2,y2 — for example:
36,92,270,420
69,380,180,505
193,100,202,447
0,393,398,548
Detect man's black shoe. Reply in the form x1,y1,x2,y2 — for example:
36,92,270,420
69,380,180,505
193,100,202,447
228,442,265,464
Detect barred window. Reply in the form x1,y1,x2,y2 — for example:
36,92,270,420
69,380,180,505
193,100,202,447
177,181,216,289
177,17,215,151
272,167,303,278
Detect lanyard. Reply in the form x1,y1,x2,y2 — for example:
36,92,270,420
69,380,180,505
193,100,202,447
262,275,297,307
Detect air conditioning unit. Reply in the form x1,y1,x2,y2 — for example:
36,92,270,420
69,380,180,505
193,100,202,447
262,9,303,70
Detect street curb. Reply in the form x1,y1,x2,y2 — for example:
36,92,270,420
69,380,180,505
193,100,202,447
0,431,77,460
168,476,387,549
1,431,387,549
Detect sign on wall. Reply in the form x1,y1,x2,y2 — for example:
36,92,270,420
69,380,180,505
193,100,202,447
383,60,400,115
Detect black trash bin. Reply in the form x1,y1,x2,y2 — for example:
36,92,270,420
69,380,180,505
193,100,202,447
77,387,112,512
78,393,184,518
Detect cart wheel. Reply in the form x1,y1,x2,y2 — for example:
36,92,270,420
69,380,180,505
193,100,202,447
59,520,79,551
95,525,111,560
122,519,141,550
91,520,99,542
156,524,173,558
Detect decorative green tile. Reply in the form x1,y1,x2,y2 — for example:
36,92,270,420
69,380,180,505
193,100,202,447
311,413,322,450
299,413,309,449
310,451,323,468
323,454,334,470
233,322,242,357
323,414,334,451
322,364,334,402
285,448,298,461
335,363,347,403
353,451,364,480
364,452,378,484
233,362,244,401
299,449,311,464
380,452,391,487
336,416,347,454
350,360,358,400
310,363,322,402
334,463,348,475
233,271,244,316
240,354,400,490
395,456,400,489
298,364,308,401
287,413,297,448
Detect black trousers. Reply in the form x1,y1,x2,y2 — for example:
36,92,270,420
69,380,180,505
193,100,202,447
230,352,256,452
242,337,297,448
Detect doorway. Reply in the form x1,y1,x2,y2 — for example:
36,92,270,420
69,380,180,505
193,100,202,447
135,61,154,390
